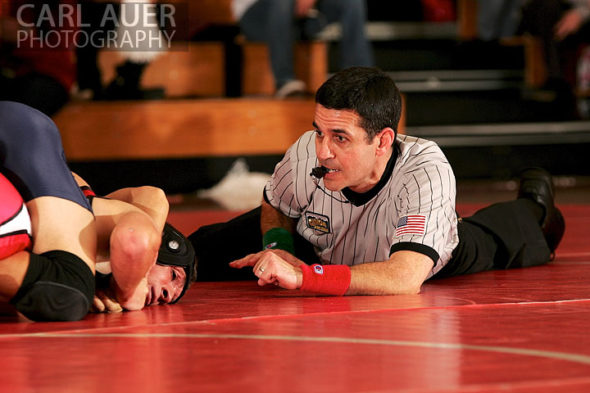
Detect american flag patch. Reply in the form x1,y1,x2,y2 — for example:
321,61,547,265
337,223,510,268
395,215,426,237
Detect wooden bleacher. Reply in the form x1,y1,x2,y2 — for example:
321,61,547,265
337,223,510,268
240,40,328,96
59,1,537,165
55,99,315,161
97,0,328,98
99,43,226,98
54,98,405,162
96,0,545,100
98,40,328,98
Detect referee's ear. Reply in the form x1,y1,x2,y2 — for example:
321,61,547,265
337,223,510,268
375,127,395,156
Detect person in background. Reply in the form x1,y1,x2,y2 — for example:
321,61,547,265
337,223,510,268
0,0,77,116
519,0,590,115
75,0,166,101
231,0,374,98
76,174,196,313
477,0,524,41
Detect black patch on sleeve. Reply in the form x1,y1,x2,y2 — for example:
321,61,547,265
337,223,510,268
390,242,440,266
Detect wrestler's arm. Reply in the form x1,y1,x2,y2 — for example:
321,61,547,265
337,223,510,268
72,172,169,233
72,173,166,310
104,186,168,234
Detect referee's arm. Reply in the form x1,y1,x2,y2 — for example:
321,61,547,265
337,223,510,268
260,198,296,235
346,251,434,295
243,200,434,296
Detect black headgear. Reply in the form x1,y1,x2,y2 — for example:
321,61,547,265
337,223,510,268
156,223,196,303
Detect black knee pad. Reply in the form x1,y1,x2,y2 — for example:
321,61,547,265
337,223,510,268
10,250,95,322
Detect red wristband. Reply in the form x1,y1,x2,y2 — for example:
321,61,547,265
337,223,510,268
299,264,351,296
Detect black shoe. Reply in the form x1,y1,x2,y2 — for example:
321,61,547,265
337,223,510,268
543,206,565,257
517,168,565,256
102,61,165,101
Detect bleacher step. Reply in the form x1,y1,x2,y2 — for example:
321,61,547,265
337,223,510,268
407,121,590,147
389,69,524,93
54,99,317,161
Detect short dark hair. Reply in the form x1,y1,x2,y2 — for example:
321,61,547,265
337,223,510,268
315,67,402,140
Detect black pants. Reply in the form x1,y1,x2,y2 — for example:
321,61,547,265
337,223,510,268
188,207,320,281
435,199,550,278
189,199,550,282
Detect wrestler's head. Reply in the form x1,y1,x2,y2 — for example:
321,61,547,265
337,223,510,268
145,223,196,305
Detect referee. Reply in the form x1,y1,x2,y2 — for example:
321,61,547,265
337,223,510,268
189,67,565,296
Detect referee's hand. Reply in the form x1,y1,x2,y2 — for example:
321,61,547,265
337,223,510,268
230,250,304,290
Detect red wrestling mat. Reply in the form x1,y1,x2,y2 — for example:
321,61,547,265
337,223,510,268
0,204,589,393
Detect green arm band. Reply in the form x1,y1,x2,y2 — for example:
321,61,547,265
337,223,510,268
262,227,295,254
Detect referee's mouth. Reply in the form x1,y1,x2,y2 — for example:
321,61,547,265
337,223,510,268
319,164,340,173
324,167,341,175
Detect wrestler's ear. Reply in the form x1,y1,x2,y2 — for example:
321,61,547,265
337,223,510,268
375,127,395,155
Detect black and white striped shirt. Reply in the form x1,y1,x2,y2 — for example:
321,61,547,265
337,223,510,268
264,131,459,278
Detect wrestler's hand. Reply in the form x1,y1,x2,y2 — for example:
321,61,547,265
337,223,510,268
116,276,149,311
230,250,304,289
91,288,123,313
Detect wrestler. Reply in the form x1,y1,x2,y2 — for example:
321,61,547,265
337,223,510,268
0,101,196,320
74,174,196,312
0,100,96,321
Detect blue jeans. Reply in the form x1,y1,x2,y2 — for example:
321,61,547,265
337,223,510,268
477,0,522,41
239,0,374,89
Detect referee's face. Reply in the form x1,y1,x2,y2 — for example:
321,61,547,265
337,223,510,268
313,104,387,193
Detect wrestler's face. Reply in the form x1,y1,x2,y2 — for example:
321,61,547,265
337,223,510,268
313,104,392,193
145,264,187,306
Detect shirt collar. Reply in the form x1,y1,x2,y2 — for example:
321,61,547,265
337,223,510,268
341,143,399,206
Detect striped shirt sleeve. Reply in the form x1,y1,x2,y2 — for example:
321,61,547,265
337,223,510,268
264,132,316,219
391,145,457,266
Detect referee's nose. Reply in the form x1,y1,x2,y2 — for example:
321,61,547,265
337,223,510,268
316,136,334,161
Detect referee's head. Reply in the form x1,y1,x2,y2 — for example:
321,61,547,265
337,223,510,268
315,67,402,140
